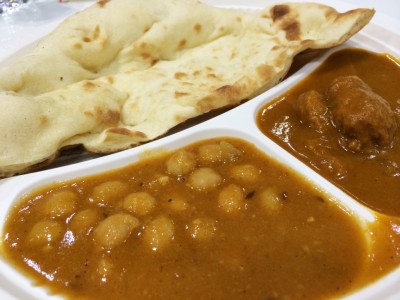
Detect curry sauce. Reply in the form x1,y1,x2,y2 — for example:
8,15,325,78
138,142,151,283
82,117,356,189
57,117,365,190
257,48,400,216
2,137,396,300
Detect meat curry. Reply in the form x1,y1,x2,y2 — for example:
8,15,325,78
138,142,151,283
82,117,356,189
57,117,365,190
2,137,400,299
257,48,400,216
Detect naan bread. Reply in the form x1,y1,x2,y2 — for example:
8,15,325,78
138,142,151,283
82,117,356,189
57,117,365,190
0,0,374,177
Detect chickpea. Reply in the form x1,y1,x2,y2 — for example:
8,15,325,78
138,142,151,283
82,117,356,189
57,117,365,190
143,216,174,251
122,192,156,216
93,213,140,250
258,188,283,214
146,174,171,190
156,175,170,186
91,180,129,205
198,141,241,164
219,141,241,162
166,150,196,175
230,164,260,183
187,168,221,191
28,220,64,247
70,209,100,235
198,143,222,163
187,218,217,241
96,257,113,282
43,190,78,219
218,184,244,213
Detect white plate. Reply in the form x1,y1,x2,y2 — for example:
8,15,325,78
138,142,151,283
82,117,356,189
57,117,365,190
0,1,400,299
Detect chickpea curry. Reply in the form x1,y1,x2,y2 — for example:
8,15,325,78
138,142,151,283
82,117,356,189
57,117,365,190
257,48,400,216
3,137,400,299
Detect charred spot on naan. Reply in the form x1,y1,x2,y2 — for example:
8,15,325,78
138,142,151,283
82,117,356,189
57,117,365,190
105,76,114,84
192,70,201,76
193,23,202,33
197,85,241,113
215,85,240,98
174,91,190,98
271,4,290,21
39,115,49,125
269,4,301,41
73,43,83,50
81,81,97,90
97,0,110,8
178,39,187,49
281,21,301,41
72,25,108,55
256,64,276,82
81,81,115,94
83,108,120,127
140,52,151,60
174,72,188,80
95,107,120,126
93,25,101,40
106,127,147,139
81,25,101,43
207,73,221,80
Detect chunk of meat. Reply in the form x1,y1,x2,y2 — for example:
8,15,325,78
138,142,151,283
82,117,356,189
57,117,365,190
295,90,330,133
328,76,398,152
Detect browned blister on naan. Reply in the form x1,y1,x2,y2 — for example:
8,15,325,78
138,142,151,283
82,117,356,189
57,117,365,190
0,0,374,177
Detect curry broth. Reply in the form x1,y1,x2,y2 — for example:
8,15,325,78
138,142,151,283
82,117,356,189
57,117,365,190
0,137,379,300
257,48,400,216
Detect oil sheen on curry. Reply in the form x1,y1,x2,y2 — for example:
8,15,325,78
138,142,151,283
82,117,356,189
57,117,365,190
2,137,400,299
258,48,400,216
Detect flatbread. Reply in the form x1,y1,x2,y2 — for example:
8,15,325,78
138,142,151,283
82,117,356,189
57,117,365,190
0,0,374,177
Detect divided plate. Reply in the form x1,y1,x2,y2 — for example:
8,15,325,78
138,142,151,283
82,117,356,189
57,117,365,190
0,0,399,299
